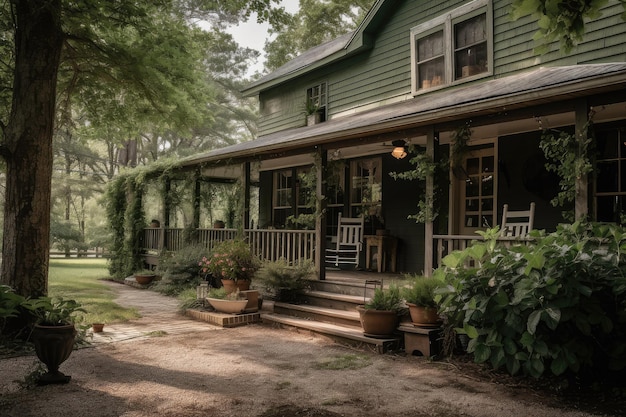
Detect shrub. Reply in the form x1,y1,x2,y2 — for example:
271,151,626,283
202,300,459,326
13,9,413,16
436,222,626,381
200,239,258,282
153,244,207,296
255,259,314,302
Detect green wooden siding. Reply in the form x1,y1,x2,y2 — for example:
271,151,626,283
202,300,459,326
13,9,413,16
257,0,626,137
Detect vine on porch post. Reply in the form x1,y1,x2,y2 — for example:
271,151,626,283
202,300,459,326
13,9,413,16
389,147,440,223
450,121,472,179
539,108,595,221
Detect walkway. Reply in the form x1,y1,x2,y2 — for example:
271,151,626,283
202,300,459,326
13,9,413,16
90,281,223,344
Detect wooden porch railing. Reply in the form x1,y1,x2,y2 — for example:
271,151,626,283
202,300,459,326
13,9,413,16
433,234,533,271
142,227,315,265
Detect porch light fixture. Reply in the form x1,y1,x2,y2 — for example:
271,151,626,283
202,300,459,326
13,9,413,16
391,140,407,159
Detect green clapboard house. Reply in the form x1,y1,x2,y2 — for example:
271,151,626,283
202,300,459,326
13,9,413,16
166,0,626,278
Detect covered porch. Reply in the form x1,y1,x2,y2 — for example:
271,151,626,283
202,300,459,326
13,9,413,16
135,64,626,278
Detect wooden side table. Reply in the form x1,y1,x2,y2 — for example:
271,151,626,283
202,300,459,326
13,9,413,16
364,235,398,273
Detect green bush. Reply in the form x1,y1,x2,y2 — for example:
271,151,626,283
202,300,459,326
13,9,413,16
255,259,314,302
153,244,207,296
436,222,626,380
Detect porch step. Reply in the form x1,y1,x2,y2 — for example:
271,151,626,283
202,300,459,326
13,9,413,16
260,312,401,353
304,290,367,311
273,302,361,327
309,278,382,298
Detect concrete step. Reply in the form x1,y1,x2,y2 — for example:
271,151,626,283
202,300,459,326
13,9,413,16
261,312,401,353
273,302,361,327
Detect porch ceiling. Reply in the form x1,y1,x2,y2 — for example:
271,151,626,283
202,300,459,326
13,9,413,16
181,63,626,170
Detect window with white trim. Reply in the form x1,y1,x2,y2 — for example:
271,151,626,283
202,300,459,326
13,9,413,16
306,82,327,122
411,0,492,95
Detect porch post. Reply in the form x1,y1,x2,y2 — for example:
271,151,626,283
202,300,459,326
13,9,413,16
163,176,171,250
242,162,251,230
575,99,589,221
193,169,201,230
315,147,327,280
424,127,436,277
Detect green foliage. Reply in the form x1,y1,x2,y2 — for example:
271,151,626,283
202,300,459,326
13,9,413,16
0,285,26,334
450,122,472,179
364,284,404,312
539,119,593,219
153,244,208,296
264,0,374,71
436,222,626,380
401,275,443,308
21,297,86,326
510,0,619,54
206,287,242,300
200,239,259,282
256,259,314,301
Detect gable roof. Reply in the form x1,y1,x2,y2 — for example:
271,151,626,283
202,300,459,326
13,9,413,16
183,63,626,170
241,0,397,96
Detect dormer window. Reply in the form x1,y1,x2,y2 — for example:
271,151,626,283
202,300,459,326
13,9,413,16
411,0,492,95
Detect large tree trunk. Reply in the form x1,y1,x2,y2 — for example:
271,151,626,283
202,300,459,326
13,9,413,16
0,1,63,297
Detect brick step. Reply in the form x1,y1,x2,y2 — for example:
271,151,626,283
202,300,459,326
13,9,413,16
261,312,401,353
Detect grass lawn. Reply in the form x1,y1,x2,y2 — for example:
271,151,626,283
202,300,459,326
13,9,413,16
49,258,140,325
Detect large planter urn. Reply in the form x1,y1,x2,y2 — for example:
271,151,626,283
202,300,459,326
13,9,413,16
206,298,249,314
221,279,250,294
32,324,77,384
356,305,399,338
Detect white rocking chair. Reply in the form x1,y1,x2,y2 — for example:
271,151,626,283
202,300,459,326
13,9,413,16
325,213,364,267
501,202,535,237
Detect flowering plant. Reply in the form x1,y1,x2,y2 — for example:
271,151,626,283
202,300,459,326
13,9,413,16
199,239,258,282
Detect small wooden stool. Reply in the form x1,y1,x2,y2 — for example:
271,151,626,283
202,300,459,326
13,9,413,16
399,324,442,357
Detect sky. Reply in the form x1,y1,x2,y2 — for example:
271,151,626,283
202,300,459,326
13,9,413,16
225,0,300,74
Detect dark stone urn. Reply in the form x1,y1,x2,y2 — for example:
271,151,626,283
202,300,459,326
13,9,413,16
32,324,77,385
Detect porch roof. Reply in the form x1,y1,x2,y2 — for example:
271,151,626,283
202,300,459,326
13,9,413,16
182,63,626,169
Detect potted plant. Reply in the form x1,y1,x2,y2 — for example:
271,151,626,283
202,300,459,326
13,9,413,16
401,275,443,327
255,259,314,303
21,296,85,384
356,284,404,338
134,269,156,285
199,239,259,293
205,287,248,314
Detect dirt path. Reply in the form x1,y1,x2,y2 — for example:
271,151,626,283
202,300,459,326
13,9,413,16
0,282,621,417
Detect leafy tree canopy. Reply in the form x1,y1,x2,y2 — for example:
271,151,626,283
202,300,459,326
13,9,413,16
264,0,374,71
511,0,626,53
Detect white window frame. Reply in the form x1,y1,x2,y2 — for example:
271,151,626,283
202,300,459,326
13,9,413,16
410,0,493,95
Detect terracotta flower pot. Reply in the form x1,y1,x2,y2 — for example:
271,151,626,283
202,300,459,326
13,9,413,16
221,279,250,294
134,273,155,285
92,323,105,333
407,303,441,328
356,305,399,338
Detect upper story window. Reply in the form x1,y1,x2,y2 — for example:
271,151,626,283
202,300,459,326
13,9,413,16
306,82,327,124
411,0,492,95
